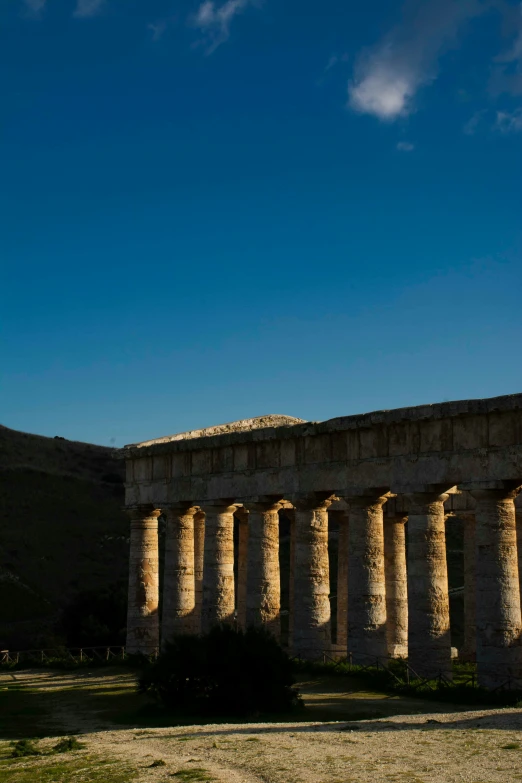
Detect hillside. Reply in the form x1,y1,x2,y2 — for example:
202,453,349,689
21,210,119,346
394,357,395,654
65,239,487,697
0,425,128,650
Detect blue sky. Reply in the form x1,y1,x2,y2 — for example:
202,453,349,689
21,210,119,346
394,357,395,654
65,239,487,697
2,0,521,446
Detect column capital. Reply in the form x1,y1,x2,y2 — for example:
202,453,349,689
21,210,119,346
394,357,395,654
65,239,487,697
405,491,451,512
162,503,200,518
468,484,521,502
199,500,238,514
242,497,284,513
343,491,389,509
384,513,408,525
290,492,335,511
126,505,161,523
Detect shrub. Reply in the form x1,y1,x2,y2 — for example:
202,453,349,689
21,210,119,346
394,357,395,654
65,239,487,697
138,625,299,716
53,737,86,753
10,739,40,758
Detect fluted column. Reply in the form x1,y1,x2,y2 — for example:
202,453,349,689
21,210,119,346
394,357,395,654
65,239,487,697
236,508,249,629
460,512,476,662
288,510,295,651
407,492,452,679
201,502,237,632
161,505,197,644
245,501,282,639
336,513,349,650
292,495,332,658
193,511,205,634
346,494,388,662
126,505,160,655
384,514,408,658
516,496,522,607
471,487,522,688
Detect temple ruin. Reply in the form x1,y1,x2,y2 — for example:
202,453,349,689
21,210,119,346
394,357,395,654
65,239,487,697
120,394,522,689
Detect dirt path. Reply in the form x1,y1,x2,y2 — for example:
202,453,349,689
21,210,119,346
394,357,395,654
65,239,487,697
26,708,521,783
2,669,522,782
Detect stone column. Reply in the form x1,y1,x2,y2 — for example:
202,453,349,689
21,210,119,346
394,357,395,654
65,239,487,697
193,511,205,634
161,505,197,644
384,514,408,658
288,510,295,651
407,492,452,680
516,495,522,607
201,502,237,632
460,512,476,662
471,487,522,688
236,508,249,629
126,505,160,655
336,513,349,651
346,494,388,662
292,495,332,658
245,501,282,639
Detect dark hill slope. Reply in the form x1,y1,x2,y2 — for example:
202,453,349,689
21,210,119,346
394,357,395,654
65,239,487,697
0,425,128,649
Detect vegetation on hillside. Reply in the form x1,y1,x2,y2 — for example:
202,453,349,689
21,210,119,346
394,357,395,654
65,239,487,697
0,425,128,650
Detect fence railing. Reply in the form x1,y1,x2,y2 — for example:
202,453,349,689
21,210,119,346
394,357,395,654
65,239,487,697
3,644,522,693
289,649,522,692
0,645,153,666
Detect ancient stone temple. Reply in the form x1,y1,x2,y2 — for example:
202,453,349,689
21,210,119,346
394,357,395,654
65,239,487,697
120,395,522,690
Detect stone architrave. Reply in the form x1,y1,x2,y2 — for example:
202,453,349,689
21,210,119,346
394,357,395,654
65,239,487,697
346,494,388,663
126,505,160,655
406,492,452,680
193,511,205,634
236,508,249,629
384,514,408,658
201,503,237,632
292,495,332,658
244,500,282,639
471,487,522,688
161,504,197,644
336,513,349,651
460,512,476,662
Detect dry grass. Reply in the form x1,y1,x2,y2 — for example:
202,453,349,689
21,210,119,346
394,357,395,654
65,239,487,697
2,668,522,782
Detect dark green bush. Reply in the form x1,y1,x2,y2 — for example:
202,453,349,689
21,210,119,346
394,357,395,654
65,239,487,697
10,739,40,757
53,737,86,753
138,625,299,716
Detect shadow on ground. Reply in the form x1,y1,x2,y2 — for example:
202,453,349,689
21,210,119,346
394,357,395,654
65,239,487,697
0,667,496,740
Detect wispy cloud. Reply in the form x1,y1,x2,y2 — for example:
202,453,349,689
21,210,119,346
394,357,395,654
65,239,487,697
148,20,168,42
495,107,522,132
191,0,255,53
397,141,415,151
490,2,522,97
324,53,349,74
73,0,105,19
463,109,486,134
348,0,488,121
22,0,47,17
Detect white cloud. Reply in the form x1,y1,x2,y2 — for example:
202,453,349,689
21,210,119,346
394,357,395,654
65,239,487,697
192,0,255,53
324,53,349,74
73,0,105,18
490,3,522,97
463,109,486,135
22,0,47,17
348,0,487,121
148,20,167,41
397,141,415,151
495,107,522,132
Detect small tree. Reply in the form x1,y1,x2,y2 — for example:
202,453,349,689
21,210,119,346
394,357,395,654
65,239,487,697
138,625,299,716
